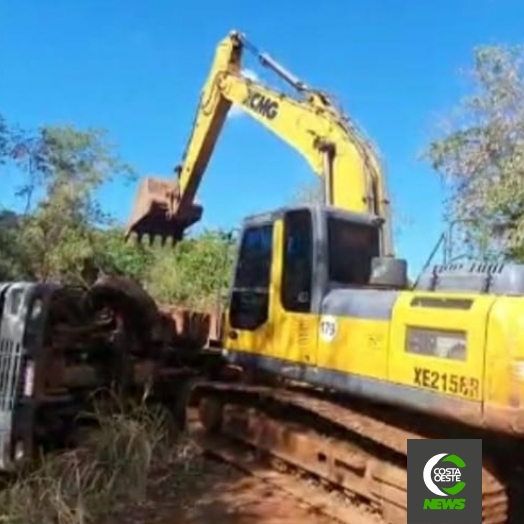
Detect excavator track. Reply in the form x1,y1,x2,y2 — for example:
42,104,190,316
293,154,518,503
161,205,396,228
191,429,382,524
188,381,510,524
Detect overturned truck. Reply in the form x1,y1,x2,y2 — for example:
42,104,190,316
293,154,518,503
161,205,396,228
0,277,223,472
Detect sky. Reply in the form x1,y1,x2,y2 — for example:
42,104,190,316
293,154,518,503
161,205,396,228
1,0,524,277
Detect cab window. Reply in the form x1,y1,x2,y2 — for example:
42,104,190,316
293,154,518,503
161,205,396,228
327,218,380,286
233,224,273,289
281,210,313,312
229,223,273,331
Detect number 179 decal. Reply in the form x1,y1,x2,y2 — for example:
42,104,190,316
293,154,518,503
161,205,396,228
319,315,337,343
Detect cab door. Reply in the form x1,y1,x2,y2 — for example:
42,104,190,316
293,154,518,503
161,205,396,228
271,208,318,370
224,220,275,361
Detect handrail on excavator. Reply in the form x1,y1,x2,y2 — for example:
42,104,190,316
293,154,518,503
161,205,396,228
125,30,394,256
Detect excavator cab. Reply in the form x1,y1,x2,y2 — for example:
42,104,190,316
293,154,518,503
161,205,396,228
223,205,408,370
125,176,203,244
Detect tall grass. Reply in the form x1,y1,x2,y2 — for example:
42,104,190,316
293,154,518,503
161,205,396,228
0,398,199,524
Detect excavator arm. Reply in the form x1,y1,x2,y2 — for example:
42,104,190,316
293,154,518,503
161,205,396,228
126,31,393,255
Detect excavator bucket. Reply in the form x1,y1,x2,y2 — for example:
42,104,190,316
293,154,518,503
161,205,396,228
125,176,203,245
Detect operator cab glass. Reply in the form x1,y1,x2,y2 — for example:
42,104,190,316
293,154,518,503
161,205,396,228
327,216,380,287
229,222,274,330
233,224,273,290
227,206,402,333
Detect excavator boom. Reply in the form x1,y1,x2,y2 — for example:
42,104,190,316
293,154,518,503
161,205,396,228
125,32,242,243
126,31,393,255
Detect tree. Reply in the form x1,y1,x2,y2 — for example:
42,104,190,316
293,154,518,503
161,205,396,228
0,115,10,166
143,229,236,309
92,228,153,282
0,210,27,280
0,116,41,279
0,117,237,309
423,45,524,261
293,179,324,205
12,125,136,282
0,117,237,307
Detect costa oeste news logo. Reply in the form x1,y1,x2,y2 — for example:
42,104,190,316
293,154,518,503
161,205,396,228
407,439,482,524
422,452,466,508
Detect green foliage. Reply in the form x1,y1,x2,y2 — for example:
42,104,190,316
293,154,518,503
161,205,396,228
16,125,135,218
0,117,235,306
0,212,28,280
423,44,524,261
0,399,195,524
91,228,153,282
8,125,137,283
0,114,10,166
143,229,236,309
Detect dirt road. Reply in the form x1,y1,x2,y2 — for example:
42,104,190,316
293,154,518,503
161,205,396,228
115,453,341,524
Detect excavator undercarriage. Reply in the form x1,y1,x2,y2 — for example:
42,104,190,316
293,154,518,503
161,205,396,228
187,379,512,524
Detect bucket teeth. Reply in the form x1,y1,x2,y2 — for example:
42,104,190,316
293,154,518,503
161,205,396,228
125,175,204,245
127,232,178,247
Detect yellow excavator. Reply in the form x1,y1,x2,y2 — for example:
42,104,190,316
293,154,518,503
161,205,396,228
127,31,519,524
126,30,393,257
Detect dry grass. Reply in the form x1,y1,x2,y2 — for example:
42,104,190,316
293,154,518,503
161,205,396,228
0,397,200,524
